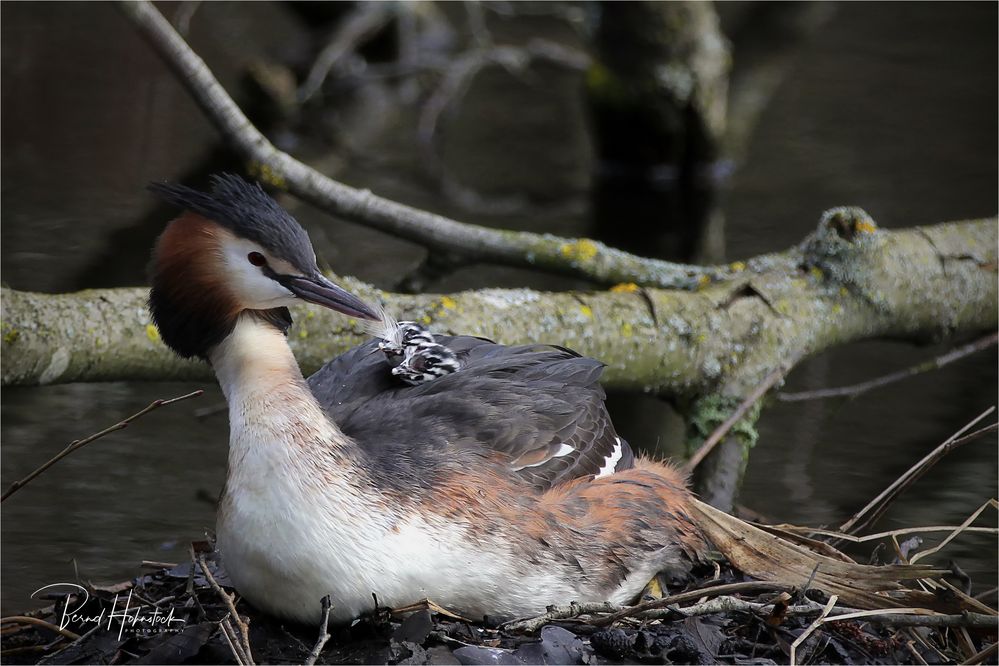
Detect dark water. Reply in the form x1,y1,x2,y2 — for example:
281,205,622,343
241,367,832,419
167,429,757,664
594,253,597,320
2,3,996,615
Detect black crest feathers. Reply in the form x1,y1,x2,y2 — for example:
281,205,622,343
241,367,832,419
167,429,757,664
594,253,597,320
147,174,317,273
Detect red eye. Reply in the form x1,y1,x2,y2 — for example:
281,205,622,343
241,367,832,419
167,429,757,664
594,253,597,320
247,252,267,267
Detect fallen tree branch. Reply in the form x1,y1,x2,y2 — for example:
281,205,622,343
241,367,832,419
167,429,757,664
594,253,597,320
0,390,203,502
116,0,725,290
3,216,994,392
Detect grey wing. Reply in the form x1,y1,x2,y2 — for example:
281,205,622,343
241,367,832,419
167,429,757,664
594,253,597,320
307,336,634,491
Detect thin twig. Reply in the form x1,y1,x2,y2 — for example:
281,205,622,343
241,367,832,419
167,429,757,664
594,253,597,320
644,599,997,629
905,639,931,665
389,598,471,621
910,500,998,565
974,586,998,602
1,390,203,502
650,597,991,629
171,0,201,36
963,642,998,665
777,332,998,402
0,616,81,641
769,523,997,544
418,39,589,150
218,618,249,666
115,0,734,290
906,626,950,664
140,560,179,570
504,581,791,633
955,625,979,662
298,4,394,103
591,581,793,628
197,554,254,665
838,408,996,535
304,595,333,666
508,591,998,634
503,602,622,633
789,595,838,666
683,365,789,472
697,561,723,604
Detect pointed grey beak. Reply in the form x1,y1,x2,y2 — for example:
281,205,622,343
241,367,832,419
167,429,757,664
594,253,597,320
280,274,379,321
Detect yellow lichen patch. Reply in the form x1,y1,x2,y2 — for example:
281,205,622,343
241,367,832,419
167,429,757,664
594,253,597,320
306,310,315,320
560,239,599,262
696,275,711,289
832,303,843,314
579,305,593,318
839,286,850,297
247,161,287,189
620,322,633,337
298,329,309,339
809,266,824,280
610,282,639,293
439,295,457,310
3,328,19,344
855,220,878,234
729,261,746,272
421,315,432,325
145,324,161,343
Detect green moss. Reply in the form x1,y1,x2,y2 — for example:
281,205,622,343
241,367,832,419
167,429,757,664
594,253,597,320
685,395,761,458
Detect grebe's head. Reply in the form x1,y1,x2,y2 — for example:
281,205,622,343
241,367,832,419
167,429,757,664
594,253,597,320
148,174,378,359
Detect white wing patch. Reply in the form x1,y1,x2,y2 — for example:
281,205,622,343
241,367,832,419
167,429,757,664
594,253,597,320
552,443,575,458
595,437,624,478
511,443,577,471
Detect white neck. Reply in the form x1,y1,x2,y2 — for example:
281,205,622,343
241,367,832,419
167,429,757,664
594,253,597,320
208,313,350,457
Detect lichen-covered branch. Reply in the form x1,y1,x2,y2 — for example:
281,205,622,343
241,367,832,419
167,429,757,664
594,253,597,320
3,214,995,393
115,0,724,290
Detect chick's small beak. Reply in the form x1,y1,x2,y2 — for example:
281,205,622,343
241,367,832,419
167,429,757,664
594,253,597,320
280,274,379,321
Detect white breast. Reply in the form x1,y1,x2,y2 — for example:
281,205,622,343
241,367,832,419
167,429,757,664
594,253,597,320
217,424,582,624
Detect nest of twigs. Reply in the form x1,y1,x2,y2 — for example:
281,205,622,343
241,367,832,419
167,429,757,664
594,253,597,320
3,532,996,666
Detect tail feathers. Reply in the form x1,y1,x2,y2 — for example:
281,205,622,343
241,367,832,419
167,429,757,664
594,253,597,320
689,499,964,612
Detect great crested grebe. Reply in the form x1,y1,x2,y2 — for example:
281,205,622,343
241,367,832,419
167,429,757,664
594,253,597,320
148,174,706,624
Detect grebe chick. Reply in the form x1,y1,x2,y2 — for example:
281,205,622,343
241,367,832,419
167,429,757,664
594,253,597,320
375,320,436,366
391,341,462,385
